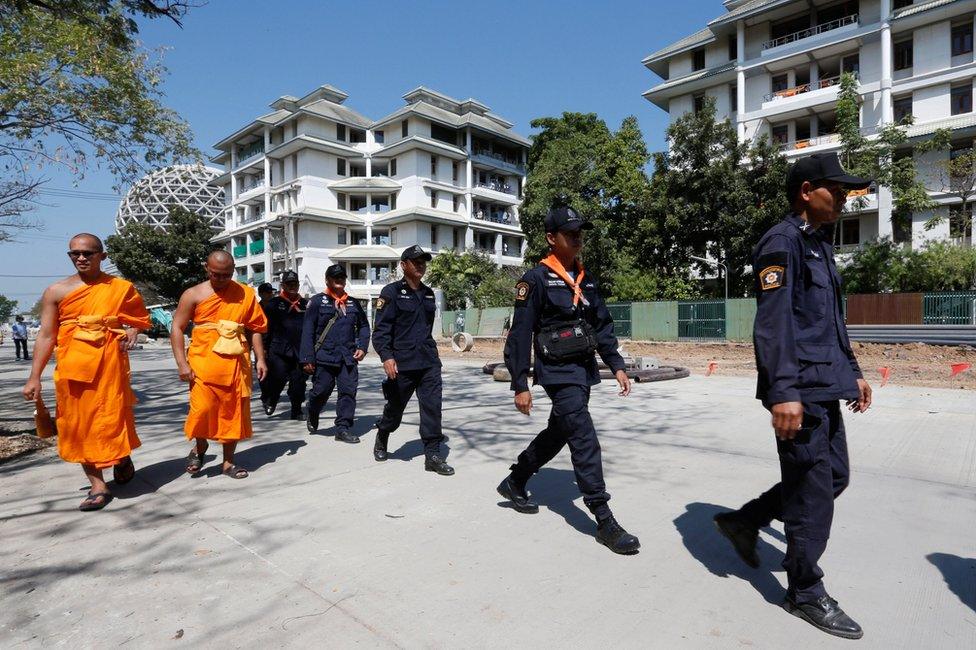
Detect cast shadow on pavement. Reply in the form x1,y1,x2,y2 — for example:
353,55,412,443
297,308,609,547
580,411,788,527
927,552,976,612
308,415,379,439
674,502,785,605
190,439,307,478
387,435,451,461
497,467,595,537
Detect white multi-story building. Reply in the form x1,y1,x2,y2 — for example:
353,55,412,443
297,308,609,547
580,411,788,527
210,85,529,302
643,0,976,251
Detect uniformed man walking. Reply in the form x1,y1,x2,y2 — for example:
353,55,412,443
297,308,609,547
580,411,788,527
260,271,308,420
499,205,639,555
713,152,873,639
300,264,370,442
371,245,453,475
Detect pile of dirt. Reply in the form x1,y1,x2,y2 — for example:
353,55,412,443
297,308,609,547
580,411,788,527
0,428,54,464
438,339,976,390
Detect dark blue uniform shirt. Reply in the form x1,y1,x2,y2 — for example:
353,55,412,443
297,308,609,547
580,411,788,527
753,214,862,407
504,264,626,392
299,293,370,366
264,295,308,358
371,280,440,371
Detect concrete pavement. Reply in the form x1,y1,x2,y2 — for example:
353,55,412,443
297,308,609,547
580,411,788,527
1,346,974,648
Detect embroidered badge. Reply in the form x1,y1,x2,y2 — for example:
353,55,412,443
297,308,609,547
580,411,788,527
515,281,530,301
376,298,386,310
760,265,785,291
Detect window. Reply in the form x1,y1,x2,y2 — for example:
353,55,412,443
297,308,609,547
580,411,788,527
893,0,913,8
692,48,705,71
893,211,912,244
950,207,973,241
431,224,438,247
952,22,973,57
430,123,459,145
374,130,384,144
337,193,347,210
841,53,860,76
430,154,437,176
453,228,460,249
452,162,459,182
337,158,346,176
390,193,397,210
337,124,346,141
337,227,347,245
430,190,437,208
391,227,398,245
837,218,860,246
893,96,913,122
951,83,973,115
693,93,706,114
730,85,738,112
894,39,913,71
772,124,789,145
728,34,737,61
772,74,789,93
350,128,366,143
390,158,397,176
401,120,408,138
453,195,460,212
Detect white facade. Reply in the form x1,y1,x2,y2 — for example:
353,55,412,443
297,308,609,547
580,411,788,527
115,164,225,232
210,85,529,301
643,0,976,251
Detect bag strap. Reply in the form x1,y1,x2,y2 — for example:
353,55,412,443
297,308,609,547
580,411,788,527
313,299,342,352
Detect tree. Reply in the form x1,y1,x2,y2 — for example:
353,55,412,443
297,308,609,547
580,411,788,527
838,237,909,293
926,147,976,237
840,237,976,292
28,297,41,317
426,249,517,310
0,0,198,238
106,207,217,303
0,294,17,321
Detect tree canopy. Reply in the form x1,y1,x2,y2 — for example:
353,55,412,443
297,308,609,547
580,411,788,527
426,249,519,310
0,294,17,321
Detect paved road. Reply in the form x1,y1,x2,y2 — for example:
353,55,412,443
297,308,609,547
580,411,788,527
1,345,974,648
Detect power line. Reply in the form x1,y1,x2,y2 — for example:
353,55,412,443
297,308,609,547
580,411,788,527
0,273,66,278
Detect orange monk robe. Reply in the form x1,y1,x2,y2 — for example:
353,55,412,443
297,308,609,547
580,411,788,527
184,282,267,441
54,276,150,468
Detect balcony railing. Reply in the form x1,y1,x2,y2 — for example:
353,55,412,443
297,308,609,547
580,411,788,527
475,180,516,195
474,209,518,226
249,240,265,255
232,244,247,259
251,271,266,284
762,14,858,50
777,132,840,151
763,73,851,102
472,149,526,173
240,178,265,193
242,209,266,224
236,142,264,164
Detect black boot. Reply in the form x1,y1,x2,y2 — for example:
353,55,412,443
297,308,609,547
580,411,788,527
306,409,319,434
373,431,389,461
496,474,538,514
713,511,760,568
290,408,305,421
783,595,863,640
261,396,276,416
425,455,455,476
595,516,640,555
335,430,360,444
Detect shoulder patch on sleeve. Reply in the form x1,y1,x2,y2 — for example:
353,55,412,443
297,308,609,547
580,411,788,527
515,281,530,302
375,297,386,310
756,250,789,291
759,266,784,291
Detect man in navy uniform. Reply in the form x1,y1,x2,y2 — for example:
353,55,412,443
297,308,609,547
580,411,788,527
714,152,873,640
499,205,639,555
260,270,308,420
371,245,453,476
300,264,370,442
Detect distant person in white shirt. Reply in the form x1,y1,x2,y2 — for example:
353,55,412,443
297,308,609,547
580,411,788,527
12,315,29,360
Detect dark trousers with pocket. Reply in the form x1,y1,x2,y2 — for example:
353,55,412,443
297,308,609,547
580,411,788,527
376,366,442,457
261,351,306,413
511,384,612,521
307,362,358,431
14,339,29,359
738,400,850,604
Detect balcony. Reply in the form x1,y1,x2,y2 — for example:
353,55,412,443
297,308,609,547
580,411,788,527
236,141,264,166
242,209,266,224
232,244,247,258
251,271,266,284
239,178,265,196
473,209,518,226
762,15,858,51
777,132,840,151
763,74,848,103
475,180,516,195
249,240,265,255
471,149,526,175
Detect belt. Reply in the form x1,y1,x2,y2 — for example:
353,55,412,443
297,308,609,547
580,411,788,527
60,315,124,345
195,320,246,356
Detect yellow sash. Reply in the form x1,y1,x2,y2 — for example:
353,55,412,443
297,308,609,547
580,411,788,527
60,315,125,345
195,320,246,356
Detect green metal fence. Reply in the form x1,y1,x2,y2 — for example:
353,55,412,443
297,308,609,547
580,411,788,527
607,303,632,338
678,300,726,341
923,292,976,325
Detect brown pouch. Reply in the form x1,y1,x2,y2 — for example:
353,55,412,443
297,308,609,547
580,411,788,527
34,396,56,439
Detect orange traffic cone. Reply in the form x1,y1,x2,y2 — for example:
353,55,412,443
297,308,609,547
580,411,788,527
950,362,971,377
878,366,891,387
706,361,718,376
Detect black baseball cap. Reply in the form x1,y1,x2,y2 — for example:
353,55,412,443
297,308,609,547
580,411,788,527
325,263,347,279
401,244,432,261
280,270,299,283
786,152,872,201
544,206,594,233
257,282,274,294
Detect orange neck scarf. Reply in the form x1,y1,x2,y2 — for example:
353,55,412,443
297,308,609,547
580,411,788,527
280,290,302,313
326,287,348,315
540,254,586,306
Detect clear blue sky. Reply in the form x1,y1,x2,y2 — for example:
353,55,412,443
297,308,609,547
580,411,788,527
1,0,721,310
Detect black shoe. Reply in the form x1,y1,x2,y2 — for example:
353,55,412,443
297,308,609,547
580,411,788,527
262,397,276,416
783,595,863,640
373,431,389,462
713,511,760,568
335,430,360,444
595,516,640,555
290,409,305,421
425,455,455,476
496,475,538,514
306,411,319,434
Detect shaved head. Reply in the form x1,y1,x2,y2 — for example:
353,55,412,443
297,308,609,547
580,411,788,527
204,248,236,290
69,233,104,252
207,249,234,266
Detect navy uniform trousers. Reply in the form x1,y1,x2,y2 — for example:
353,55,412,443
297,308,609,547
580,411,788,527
376,368,442,455
511,384,611,521
739,400,850,603
307,362,359,431
262,351,306,413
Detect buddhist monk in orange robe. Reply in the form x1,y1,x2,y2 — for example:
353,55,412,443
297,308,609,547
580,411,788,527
170,250,268,479
23,234,150,511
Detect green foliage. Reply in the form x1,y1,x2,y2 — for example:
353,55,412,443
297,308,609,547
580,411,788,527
609,266,696,302
0,0,198,230
0,294,17,321
28,297,41,317
106,207,217,303
841,238,976,292
426,249,518,310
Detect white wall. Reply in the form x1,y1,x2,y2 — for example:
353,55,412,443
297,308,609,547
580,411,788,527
915,21,951,76
914,82,950,121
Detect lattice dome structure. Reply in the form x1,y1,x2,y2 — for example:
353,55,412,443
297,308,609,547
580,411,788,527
114,164,225,233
